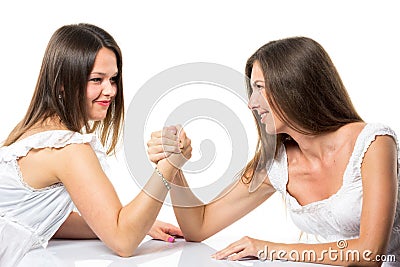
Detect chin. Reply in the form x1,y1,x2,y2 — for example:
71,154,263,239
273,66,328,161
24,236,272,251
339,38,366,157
264,122,282,135
265,124,277,135
89,116,106,121
88,113,107,121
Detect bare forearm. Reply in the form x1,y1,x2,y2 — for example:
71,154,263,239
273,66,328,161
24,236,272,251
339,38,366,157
171,171,275,242
170,170,207,241
113,161,178,256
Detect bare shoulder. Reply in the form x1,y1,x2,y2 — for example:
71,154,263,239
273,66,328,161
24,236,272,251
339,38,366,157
373,134,397,146
54,142,95,156
17,142,98,189
43,142,94,163
361,134,397,182
51,142,102,178
364,134,397,159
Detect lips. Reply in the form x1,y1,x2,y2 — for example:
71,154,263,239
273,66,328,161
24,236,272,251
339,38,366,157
95,100,111,106
259,110,269,122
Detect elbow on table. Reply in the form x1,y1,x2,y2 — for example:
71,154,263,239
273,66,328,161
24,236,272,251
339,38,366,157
115,250,134,258
110,239,141,258
183,231,209,242
113,245,138,258
184,236,204,242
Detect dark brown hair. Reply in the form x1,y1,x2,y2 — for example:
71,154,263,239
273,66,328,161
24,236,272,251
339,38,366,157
4,23,124,154
243,37,363,182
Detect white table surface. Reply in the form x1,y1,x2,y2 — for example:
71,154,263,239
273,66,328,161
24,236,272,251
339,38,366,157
18,236,333,267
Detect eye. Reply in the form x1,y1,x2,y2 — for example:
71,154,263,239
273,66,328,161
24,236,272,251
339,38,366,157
255,84,264,90
251,82,264,93
110,76,118,84
89,77,102,84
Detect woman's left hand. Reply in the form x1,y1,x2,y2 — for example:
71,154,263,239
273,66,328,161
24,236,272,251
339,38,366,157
147,220,184,243
211,236,267,261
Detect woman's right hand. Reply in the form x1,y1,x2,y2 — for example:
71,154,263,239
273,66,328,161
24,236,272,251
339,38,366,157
147,125,192,168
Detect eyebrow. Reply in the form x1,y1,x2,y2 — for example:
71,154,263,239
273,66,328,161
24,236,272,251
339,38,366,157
90,71,119,76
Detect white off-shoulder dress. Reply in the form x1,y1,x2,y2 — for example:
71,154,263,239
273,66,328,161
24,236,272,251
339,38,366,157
268,123,400,266
0,130,110,267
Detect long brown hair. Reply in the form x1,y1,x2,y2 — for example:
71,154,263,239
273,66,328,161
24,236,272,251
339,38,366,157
4,23,124,154
243,37,363,182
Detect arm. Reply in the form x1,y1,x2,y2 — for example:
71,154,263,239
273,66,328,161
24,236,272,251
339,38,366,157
171,169,276,242
147,126,276,242
53,136,190,257
213,135,398,266
53,213,183,243
52,212,97,239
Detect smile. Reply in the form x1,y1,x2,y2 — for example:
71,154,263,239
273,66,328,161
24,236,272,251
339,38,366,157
259,110,269,122
95,100,111,107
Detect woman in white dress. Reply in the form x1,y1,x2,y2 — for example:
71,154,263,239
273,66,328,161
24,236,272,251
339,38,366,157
0,23,191,267
148,37,399,266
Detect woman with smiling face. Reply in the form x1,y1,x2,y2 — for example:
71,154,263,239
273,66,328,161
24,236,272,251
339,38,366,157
0,23,191,266
148,37,399,266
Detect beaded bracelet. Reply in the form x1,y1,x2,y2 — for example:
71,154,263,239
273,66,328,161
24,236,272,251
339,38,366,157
155,167,171,191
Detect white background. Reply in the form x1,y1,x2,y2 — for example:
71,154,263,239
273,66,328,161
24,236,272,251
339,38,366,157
1,0,399,245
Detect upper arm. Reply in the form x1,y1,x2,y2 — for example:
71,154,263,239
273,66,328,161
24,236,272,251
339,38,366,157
53,143,122,246
359,135,398,253
53,212,97,239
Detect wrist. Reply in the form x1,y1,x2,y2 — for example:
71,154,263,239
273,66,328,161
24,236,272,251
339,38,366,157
156,159,179,182
172,170,185,186
155,166,171,191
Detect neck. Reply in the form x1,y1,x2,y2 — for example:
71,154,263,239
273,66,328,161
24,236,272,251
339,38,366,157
285,128,338,161
30,116,69,132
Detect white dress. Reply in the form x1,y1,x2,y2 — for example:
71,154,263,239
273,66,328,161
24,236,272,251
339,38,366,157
268,123,400,266
0,130,110,267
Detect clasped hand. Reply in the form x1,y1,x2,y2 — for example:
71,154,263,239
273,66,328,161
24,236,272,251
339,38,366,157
147,125,192,168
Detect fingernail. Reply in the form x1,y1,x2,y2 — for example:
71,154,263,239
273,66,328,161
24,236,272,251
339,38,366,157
168,237,175,243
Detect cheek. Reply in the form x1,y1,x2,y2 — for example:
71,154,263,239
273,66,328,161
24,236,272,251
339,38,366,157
258,94,270,109
272,113,283,128
86,86,101,101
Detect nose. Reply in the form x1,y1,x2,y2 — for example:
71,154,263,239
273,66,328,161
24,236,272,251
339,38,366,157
247,91,259,111
102,80,116,97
